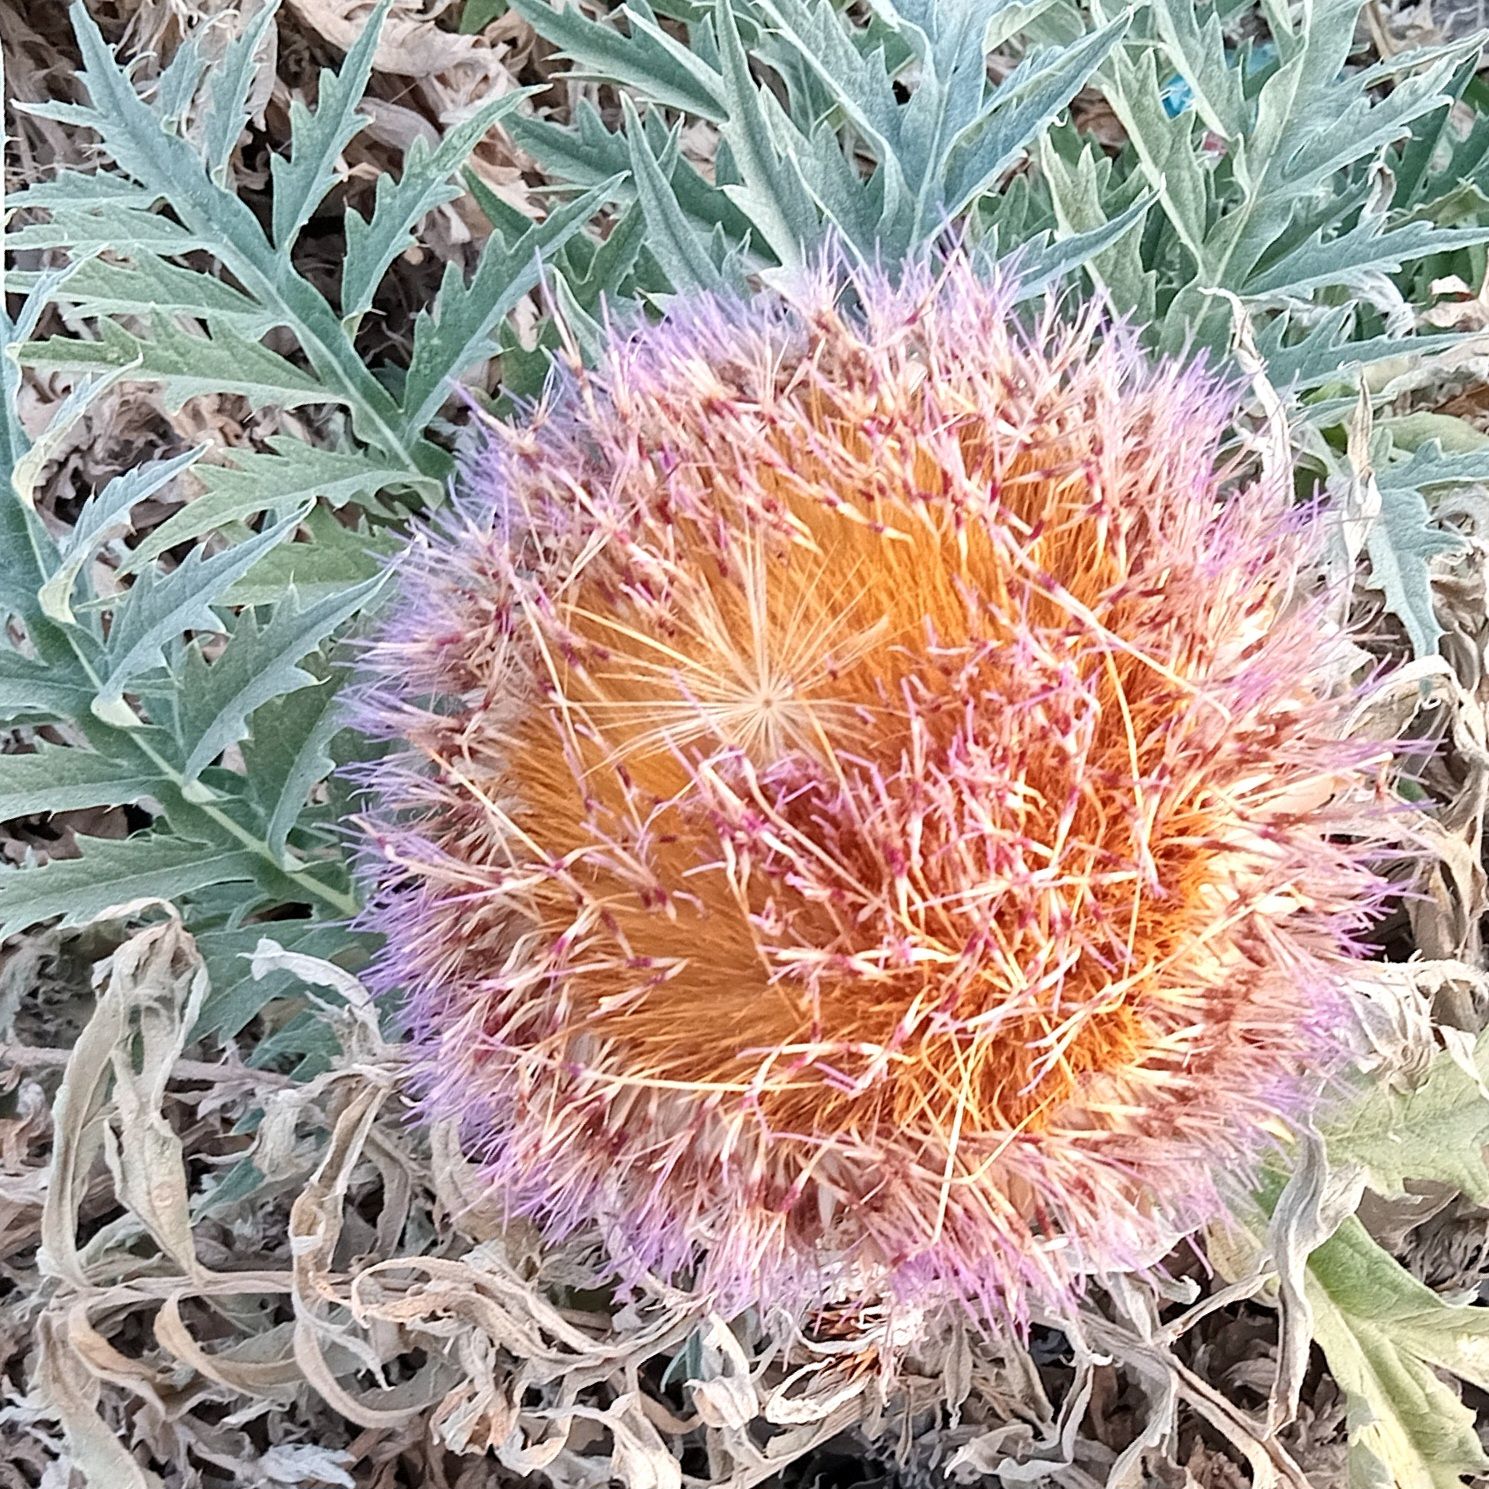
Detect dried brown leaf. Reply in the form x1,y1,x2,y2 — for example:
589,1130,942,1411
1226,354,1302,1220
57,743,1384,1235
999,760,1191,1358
34,1311,162,1489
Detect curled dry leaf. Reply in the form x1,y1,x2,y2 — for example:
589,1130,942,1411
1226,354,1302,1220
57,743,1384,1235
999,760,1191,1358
1424,274,1489,331
1346,655,1489,963
17,866,1483,1489
25,929,922,1487
34,1310,161,1489
39,917,204,1290
685,1317,757,1432
286,0,507,82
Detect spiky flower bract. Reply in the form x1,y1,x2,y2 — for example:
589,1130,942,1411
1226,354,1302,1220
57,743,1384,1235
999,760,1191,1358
351,257,1392,1322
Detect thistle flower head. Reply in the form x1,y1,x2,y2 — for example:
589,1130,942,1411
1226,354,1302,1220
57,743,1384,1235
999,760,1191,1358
352,258,1392,1321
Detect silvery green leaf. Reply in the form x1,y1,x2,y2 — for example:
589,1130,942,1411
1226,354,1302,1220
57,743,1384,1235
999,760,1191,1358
624,100,731,294
154,33,209,128
399,180,614,433
1096,45,1212,268
10,363,141,515
1326,1031,1489,1203
40,447,205,626
1017,175,1154,311
1280,40,1476,199
60,2,436,476
781,118,884,257
23,255,279,331
1365,482,1461,659
221,507,396,608
0,835,262,941
549,273,607,363
1375,439,1489,497
0,656,96,724
7,205,212,258
123,439,430,573
753,0,903,163
511,0,725,118
714,0,818,268
1247,218,1489,298
270,0,390,249
510,103,752,244
1308,1218,1489,1489
618,3,728,117
175,577,385,783
6,171,163,210
943,18,1127,220
96,510,305,710
1257,311,1476,393
194,918,373,1039
241,654,351,860
1149,0,1246,140
21,320,342,414
572,195,649,304
202,1,281,182
341,90,532,321
0,744,170,819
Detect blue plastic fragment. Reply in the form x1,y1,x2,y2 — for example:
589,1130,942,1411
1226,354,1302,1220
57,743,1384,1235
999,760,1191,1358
1158,40,1280,122
1160,73,1194,117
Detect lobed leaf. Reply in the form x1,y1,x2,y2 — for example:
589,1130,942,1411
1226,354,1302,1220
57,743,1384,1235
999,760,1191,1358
0,744,170,820
193,918,373,1039
510,102,753,246
341,90,531,322
240,654,353,860
20,255,280,332
713,0,818,269
21,320,340,415
94,511,305,711
623,100,733,293
399,181,616,435
39,448,205,626
269,0,390,250
1325,1029,1489,1203
1365,480,1462,659
1269,1038,1489,1489
123,439,431,573
174,577,385,783
1308,1219,1489,1489
201,1,282,182
0,835,262,942
509,0,725,118
7,204,211,259
0,656,97,725
942,16,1128,226
221,506,396,608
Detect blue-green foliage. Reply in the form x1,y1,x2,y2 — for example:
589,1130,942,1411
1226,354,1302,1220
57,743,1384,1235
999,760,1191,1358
0,2,605,1022
7,0,1489,1025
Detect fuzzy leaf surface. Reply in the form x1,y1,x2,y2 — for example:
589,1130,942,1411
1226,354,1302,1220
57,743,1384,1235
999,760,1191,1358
0,836,262,941
1308,1219,1489,1489
1325,1031,1489,1203
174,578,384,782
